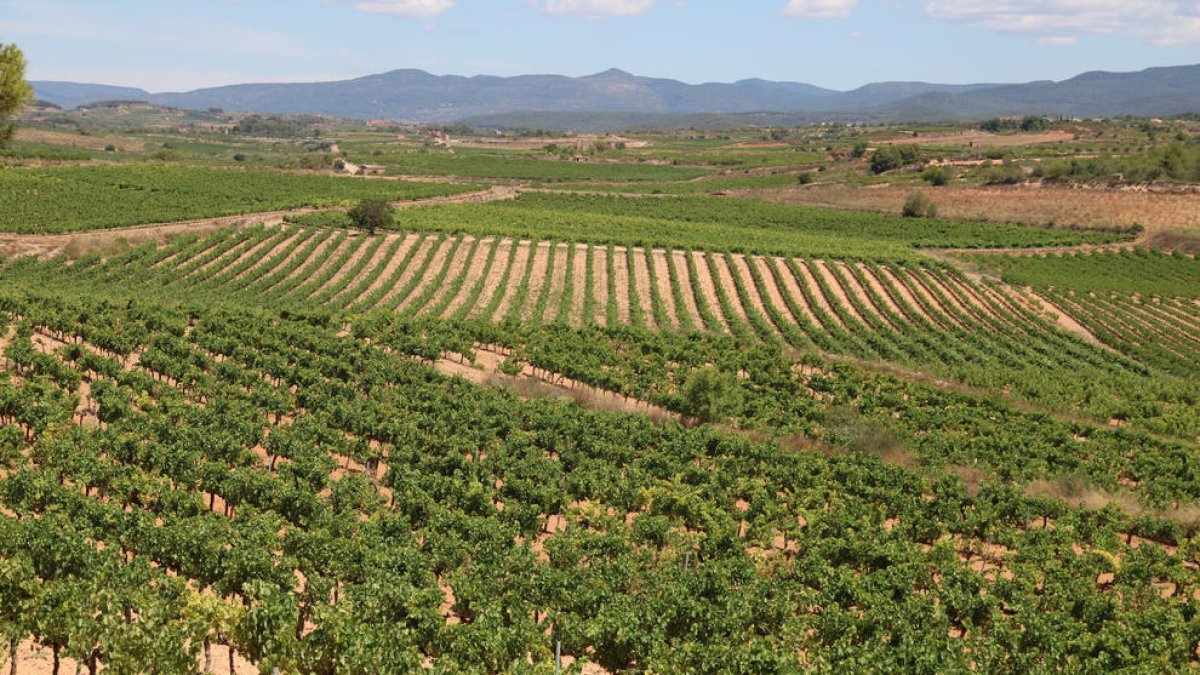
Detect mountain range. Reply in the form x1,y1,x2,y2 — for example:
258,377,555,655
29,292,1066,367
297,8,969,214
31,64,1200,130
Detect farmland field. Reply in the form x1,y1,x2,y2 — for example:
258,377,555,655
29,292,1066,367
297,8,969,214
2,114,1200,673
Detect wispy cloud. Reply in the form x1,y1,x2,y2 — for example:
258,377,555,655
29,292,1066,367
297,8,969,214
0,1,332,58
535,0,659,19
924,0,1200,45
781,0,859,19
325,0,456,19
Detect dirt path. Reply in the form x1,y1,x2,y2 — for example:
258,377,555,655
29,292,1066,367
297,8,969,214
397,237,456,313
569,243,589,325
792,261,846,330
422,235,476,313
727,254,774,331
630,247,657,330
540,243,570,323
468,239,513,320
877,266,940,326
611,246,632,325
670,250,705,330
311,232,378,299
650,248,680,330
492,240,532,322
833,263,898,331
430,344,679,423
0,186,516,260
690,251,729,331
521,241,553,321
855,264,904,318
810,260,867,326
345,233,419,307
591,246,610,326
443,237,497,319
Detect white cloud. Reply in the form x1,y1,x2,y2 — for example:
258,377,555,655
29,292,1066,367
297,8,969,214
535,0,658,19
782,0,859,19
327,0,456,19
924,0,1200,45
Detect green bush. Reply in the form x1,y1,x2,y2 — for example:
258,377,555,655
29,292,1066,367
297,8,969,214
902,191,937,219
921,166,949,186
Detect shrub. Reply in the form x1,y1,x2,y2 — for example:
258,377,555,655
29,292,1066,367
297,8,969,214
797,171,816,185
902,191,937,218
869,145,921,174
679,367,743,425
347,199,393,235
921,166,949,186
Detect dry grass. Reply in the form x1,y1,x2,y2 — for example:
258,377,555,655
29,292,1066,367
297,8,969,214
1026,475,1143,516
13,127,147,153
878,130,1075,148
742,182,1200,236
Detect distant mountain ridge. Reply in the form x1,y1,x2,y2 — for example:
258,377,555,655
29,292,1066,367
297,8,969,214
30,63,1200,129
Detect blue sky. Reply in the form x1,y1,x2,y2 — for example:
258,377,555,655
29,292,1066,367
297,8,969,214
2,0,1198,91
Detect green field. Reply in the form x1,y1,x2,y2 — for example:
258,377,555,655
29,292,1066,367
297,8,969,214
0,165,481,233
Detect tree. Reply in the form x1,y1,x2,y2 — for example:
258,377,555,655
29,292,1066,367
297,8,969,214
346,199,393,235
679,367,742,425
869,145,920,174
0,43,35,144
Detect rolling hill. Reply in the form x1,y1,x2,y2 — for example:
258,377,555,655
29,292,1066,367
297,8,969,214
30,63,1200,129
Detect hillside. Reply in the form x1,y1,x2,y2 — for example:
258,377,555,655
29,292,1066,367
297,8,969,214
30,64,1200,127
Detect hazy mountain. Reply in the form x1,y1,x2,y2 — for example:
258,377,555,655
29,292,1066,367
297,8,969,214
870,65,1200,120
29,63,1200,129
31,82,152,110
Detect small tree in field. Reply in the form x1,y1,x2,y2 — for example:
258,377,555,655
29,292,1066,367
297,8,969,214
347,199,393,235
679,367,743,425
902,191,937,218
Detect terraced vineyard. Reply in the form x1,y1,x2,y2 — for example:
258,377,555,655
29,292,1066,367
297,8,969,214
969,249,1200,376
55,225,1113,365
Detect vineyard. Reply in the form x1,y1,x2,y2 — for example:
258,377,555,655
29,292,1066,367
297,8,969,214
0,166,480,234
967,249,1200,377
3,293,1200,672
1,113,1199,673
